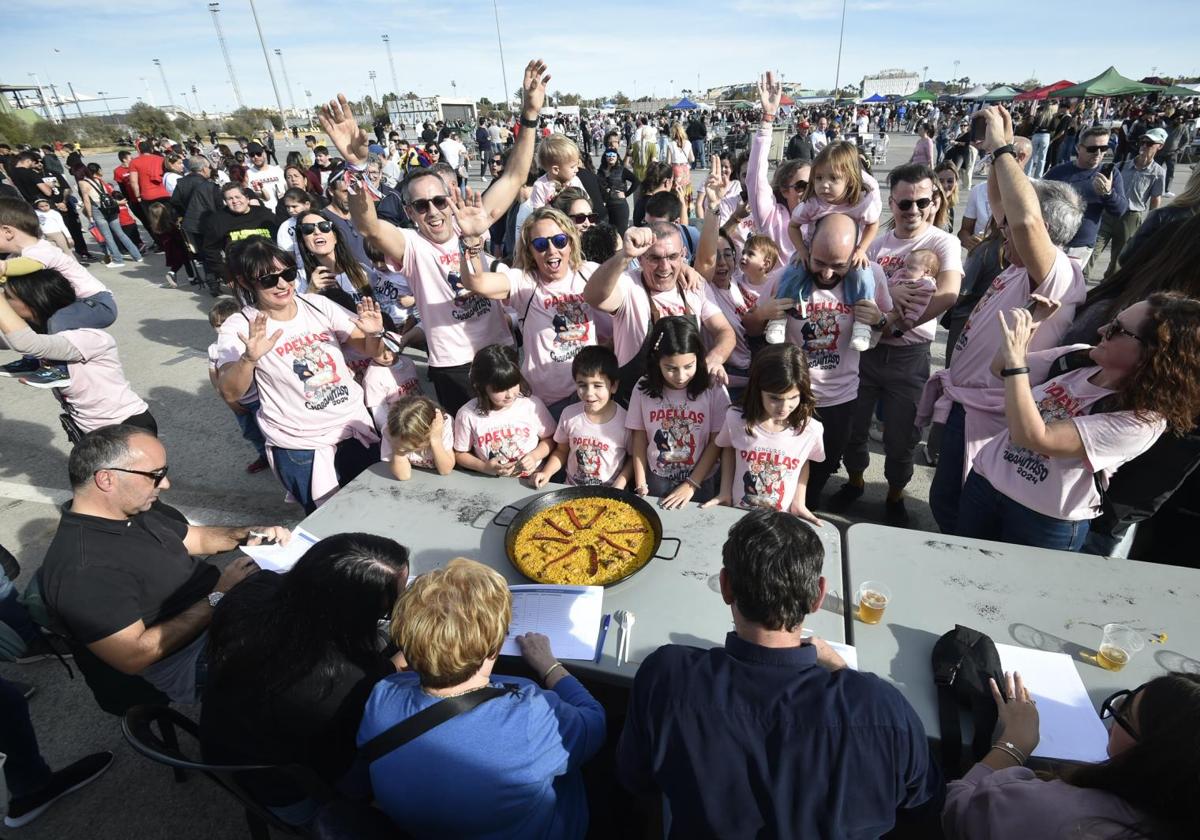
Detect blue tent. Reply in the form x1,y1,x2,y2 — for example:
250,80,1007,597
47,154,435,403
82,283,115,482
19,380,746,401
862,93,887,103
669,97,700,110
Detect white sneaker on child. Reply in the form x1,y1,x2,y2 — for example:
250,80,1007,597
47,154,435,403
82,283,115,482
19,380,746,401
849,321,873,352
764,318,787,345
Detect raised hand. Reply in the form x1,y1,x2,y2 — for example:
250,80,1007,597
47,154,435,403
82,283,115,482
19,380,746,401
354,297,384,337
448,187,492,238
521,59,551,119
622,226,655,259
994,307,1036,370
238,313,283,363
704,154,728,209
758,71,782,118
318,94,370,165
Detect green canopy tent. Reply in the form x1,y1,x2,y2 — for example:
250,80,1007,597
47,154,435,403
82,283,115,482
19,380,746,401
1156,84,1200,97
980,85,1024,101
1049,67,1162,98
906,89,937,102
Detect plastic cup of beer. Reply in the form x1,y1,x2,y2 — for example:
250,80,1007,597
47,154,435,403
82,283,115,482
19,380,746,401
1097,623,1144,671
856,582,891,625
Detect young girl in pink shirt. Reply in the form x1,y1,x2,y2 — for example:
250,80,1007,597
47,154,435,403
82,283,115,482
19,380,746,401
627,316,730,509
384,395,455,481
705,344,824,522
453,344,555,477
766,141,882,351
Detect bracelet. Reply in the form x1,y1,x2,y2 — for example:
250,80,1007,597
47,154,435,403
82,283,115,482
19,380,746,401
459,238,484,250
343,160,367,173
368,330,386,339
993,740,1029,763
1000,366,1030,377
240,353,257,365
682,476,701,491
519,116,539,129
541,661,564,683
635,484,649,494
989,743,1026,765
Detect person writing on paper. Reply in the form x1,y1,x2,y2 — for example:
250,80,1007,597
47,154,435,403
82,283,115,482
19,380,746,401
943,671,1200,839
617,508,939,837
358,558,606,839
201,533,410,826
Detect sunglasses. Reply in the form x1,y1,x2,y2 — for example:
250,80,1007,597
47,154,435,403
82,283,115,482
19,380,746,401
381,333,403,353
101,465,169,487
427,149,441,156
1081,144,1108,154
569,213,599,225
1100,683,1147,741
893,197,934,211
785,179,809,192
1101,318,1145,344
490,158,503,165
298,220,334,236
408,195,451,214
531,233,570,252
252,266,299,289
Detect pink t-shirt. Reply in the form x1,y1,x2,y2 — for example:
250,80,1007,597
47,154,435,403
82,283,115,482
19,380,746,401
715,408,826,511
215,294,376,451
747,125,795,263
609,269,725,366
390,227,513,368
868,225,963,347
705,280,752,372
505,263,600,404
554,402,630,486
790,171,882,241
783,264,890,407
453,395,554,464
207,341,259,406
973,366,1166,520
379,408,454,466
626,383,731,482
362,355,422,412
529,174,584,209
58,329,148,433
23,239,109,300
949,250,1086,391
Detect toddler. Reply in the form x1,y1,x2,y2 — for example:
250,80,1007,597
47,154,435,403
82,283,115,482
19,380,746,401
529,135,584,209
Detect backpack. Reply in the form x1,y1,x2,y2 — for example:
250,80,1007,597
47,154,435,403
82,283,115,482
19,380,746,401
932,624,1004,779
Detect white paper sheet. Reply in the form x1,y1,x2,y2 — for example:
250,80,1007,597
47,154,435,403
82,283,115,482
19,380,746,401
499,585,605,661
800,630,858,670
995,643,1110,763
240,527,320,573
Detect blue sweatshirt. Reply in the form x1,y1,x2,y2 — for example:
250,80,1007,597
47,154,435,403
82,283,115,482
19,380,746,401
1042,162,1128,248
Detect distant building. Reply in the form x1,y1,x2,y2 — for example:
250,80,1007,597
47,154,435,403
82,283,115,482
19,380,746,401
860,70,921,98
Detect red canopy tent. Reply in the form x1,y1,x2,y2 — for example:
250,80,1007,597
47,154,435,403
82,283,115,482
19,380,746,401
780,93,795,106
1014,80,1074,101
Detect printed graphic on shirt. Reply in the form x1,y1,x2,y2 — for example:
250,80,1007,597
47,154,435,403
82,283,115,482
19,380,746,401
742,460,786,509
955,274,1008,352
547,294,592,362
737,284,761,311
284,335,351,411
650,406,703,480
797,303,846,370
444,269,493,322
228,227,273,243
1001,382,1080,484
478,427,535,463
571,436,608,485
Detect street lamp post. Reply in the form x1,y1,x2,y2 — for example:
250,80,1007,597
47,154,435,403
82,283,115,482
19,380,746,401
922,65,929,89
248,0,287,119
490,1,511,110
382,35,399,101
153,58,175,109
208,3,244,110
274,48,298,115
97,90,112,117
139,76,156,108
953,59,960,91
833,0,848,96
369,71,380,105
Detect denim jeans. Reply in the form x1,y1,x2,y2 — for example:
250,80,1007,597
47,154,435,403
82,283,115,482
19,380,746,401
90,208,141,263
0,676,52,798
46,290,118,333
1029,132,1051,178
1,564,40,644
234,401,267,458
776,263,875,308
956,470,1090,551
271,437,381,514
928,401,966,534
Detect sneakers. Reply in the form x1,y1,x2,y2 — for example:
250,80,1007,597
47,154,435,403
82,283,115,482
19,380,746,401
3,751,114,828
245,454,270,474
849,320,873,352
19,365,72,389
825,482,865,514
764,318,787,345
162,271,179,289
0,357,41,378
885,497,910,528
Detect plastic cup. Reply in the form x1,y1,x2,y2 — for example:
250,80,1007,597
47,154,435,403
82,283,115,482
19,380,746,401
1096,623,1144,671
856,581,891,625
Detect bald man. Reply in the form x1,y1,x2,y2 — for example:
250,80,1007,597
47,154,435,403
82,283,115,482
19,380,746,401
958,136,1033,251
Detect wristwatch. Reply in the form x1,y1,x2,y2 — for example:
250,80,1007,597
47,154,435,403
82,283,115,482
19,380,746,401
519,116,538,129
873,315,888,331
991,144,1016,161
207,591,225,608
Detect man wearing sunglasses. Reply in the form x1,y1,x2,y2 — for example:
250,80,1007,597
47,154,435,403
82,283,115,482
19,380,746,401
1044,125,1128,270
38,425,291,705
320,59,550,414
1091,128,1166,282
244,141,285,211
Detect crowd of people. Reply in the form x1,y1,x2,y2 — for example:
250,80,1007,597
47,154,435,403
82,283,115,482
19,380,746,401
2,55,1200,838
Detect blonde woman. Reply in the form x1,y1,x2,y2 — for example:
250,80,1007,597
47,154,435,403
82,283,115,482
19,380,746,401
359,558,605,839
667,123,695,199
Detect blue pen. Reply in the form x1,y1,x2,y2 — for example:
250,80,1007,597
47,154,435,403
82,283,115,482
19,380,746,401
594,613,611,663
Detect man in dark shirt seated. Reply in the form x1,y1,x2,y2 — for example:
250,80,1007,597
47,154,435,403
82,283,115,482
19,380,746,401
38,425,291,704
616,508,940,838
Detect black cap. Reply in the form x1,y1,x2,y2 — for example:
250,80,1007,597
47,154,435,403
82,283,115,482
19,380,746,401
246,142,265,155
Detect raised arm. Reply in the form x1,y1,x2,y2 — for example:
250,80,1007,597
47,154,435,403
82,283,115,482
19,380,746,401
692,167,727,282
748,72,783,228
452,187,513,298
585,227,653,313
481,60,550,224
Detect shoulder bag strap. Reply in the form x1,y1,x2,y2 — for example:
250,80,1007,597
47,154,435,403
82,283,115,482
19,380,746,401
359,685,511,764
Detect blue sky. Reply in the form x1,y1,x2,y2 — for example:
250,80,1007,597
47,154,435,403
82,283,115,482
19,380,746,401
2,0,1197,115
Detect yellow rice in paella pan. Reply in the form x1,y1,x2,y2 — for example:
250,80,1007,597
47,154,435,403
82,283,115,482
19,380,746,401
512,498,655,585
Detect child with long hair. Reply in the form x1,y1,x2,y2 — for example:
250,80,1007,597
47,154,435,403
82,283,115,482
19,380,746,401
453,344,555,477
766,140,882,351
384,394,455,481
626,316,731,508
703,344,824,522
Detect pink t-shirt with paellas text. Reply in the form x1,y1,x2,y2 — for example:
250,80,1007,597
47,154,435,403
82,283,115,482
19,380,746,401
868,225,963,347
23,239,109,300
973,365,1165,521
950,250,1085,391
555,403,629,486
379,409,454,466
390,228,513,368
215,294,376,450
626,383,731,482
505,263,599,404
57,329,148,433
790,171,882,243
529,174,584,209
362,356,422,412
609,270,724,367
453,395,554,464
783,264,890,407
715,408,825,512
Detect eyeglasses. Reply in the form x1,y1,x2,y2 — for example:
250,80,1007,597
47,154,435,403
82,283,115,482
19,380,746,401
1101,318,1145,344
100,465,169,487
1081,144,1108,154
642,252,682,264
569,213,599,225
716,249,736,260
531,233,570,252
785,179,809,192
298,220,334,236
1100,683,1147,741
407,195,451,214
893,197,934,211
490,158,503,166
252,266,299,289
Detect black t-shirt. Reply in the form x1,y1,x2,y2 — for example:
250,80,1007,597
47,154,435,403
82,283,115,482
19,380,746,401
39,502,217,644
11,167,46,203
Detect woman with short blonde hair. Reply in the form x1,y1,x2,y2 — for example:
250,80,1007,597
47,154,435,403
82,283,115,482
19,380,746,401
360,557,606,838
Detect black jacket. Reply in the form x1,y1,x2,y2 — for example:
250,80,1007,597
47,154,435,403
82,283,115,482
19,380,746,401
201,205,278,275
171,174,223,235
785,133,815,162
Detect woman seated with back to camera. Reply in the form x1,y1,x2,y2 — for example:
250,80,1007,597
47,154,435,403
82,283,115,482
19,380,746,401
943,671,1200,839
359,557,606,839
200,533,410,826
